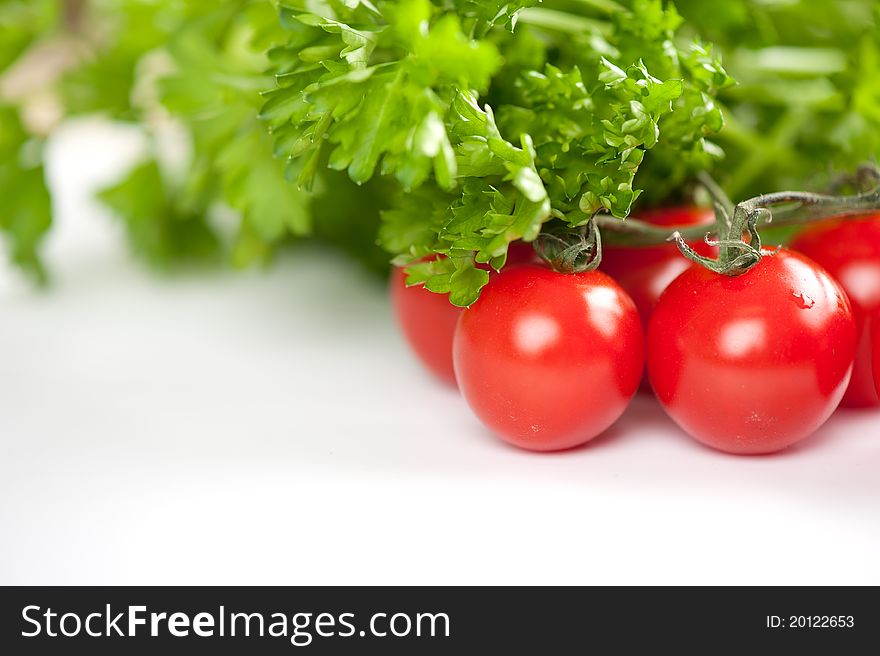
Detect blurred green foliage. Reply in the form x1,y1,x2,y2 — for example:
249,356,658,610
0,0,877,289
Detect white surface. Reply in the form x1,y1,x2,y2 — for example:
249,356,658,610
1,120,879,586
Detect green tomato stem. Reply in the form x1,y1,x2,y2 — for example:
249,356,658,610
534,218,603,273
597,164,880,277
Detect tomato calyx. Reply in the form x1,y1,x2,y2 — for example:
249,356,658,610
670,164,880,277
533,218,603,274
550,164,880,279
668,200,766,276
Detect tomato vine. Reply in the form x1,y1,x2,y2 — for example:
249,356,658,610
534,164,880,276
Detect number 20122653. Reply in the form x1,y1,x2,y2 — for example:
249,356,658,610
767,616,855,629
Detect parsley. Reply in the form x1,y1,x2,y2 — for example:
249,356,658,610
264,0,731,304
97,159,218,267
675,0,880,200
157,1,311,267
0,105,51,281
0,0,877,296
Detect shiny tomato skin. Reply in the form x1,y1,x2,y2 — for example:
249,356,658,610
453,264,644,451
601,206,716,393
601,206,716,332
390,242,537,386
648,249,857,455
390,267,461,385
789,215,880,407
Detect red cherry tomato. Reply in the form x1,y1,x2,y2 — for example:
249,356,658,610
453,263,644,451
390,242,536,386
789,214,880,407
601,206,716,391
601,206,716,331
390,267,461,385
648,249,857,455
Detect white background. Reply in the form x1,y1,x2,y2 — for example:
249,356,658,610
1,120,878,585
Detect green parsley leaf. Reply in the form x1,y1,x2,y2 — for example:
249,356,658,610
0,105,51,281
97,160,218,266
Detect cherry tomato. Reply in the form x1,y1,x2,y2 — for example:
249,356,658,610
789,214,880,407
601,206,716,391
390,242,536,386
453,263,644,451
648,249,857,455
390,266,461,385
601,206,716,331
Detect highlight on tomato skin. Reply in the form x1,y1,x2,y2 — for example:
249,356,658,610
789,214,880,408
389,242,537,386
647,248,857,455
453,263,644,452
